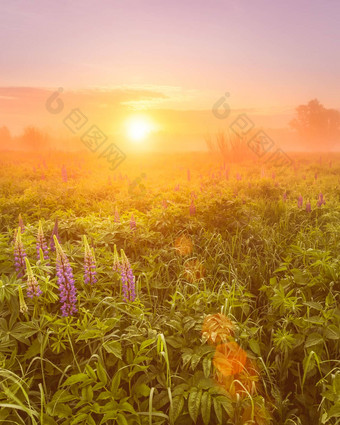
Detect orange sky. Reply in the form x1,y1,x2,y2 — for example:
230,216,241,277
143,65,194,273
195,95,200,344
1,1,339,150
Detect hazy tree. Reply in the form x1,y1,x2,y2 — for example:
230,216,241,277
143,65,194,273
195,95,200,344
20,126,49,150
290,99,340,148
0,126,12,149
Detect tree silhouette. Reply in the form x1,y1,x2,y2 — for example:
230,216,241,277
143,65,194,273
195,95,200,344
290,99,340,148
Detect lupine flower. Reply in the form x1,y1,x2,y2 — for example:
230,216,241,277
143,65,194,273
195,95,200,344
189,200,196,216
174,184,180,191
112,244,120,272
25,257,42,298
61,165,68,182
225,170,229,180
119,250,136,302
272,172,276,180
297,195,303,208
283,192,287,202
306,201,311,212
18,285,28,314
162,199,168,209
114,207,120,223
14,227,27,278
314,172,318,180
130,214,136,230
36,221,49,260
187,169,191,181
83,236,97,285
54,236,77,317
317,192,326,207
50,218,60,252
236,173,242,181
18,214,25,233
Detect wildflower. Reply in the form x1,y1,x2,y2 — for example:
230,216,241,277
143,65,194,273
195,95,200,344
83,236,97,285
272,172,276,180
114,207,120,223
317,192,326,207
162,199,168,209
50,218,60,252
306,200,311,212
315,172,318,180
25,257,42,298
189,200,196,216
14,227,27,278
119,250,136,302
236,173,242,181
36,221,49,260
130,213,137,230
18,214,25,233
112,244,120,272
18,285,28,314
225,170,229,180
202,313,234,345
174,184,180,191
61,165,68,182
187,169,191,181
54,236,77,317
297,195,303,208
283,192,287,202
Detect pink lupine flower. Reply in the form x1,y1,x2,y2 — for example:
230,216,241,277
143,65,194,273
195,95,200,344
130,213,137,230
18,214,25,233
36,221,49,261
306,201,311,212
120,250,136,302
187,169,191,181
317,192,326,207
283,192,287,202
114,207,120,223
61,165,68,182
189,200,196,216
297,195,303,208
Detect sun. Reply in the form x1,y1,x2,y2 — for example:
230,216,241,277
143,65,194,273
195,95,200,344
126,116,154,142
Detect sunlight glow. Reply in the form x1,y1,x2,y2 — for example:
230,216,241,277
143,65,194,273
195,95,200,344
126,116,155,143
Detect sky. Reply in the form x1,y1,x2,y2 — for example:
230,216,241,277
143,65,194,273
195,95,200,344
1,0,339,149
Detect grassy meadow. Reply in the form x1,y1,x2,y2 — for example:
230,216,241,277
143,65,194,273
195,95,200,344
0,151,339,425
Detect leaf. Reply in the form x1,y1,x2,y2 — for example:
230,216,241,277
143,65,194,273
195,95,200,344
170,395,184,425
103,341,122,360
201,392,211,425
202,357,211,378
213,398,222,424
188,388,202,423
70,413,88,424
133,383,150,397
305,333,324,348
324,324,340,340
111,371,121,395
62,373,88,386
249,339,261,355
96,362,107,386
116,413,129,425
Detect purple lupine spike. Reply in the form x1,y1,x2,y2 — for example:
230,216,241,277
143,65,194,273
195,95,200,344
14,227,27,278
317,192,326,207
50,218,60,252
297,195,303,208
314,172,318,181
114,207,120,223
189,200,196,216
130,214,136,230
272,172,276,180
18,214,25,233
174,184,180,191
236,173,242,181
61,165,68,182
54,236,77,317
119,250,136,302
25,257,42,298
306,201,311,213
83,236,97,285
283,192,287,202
36,221,49,260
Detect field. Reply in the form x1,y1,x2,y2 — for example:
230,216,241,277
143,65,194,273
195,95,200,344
0,151,339,425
